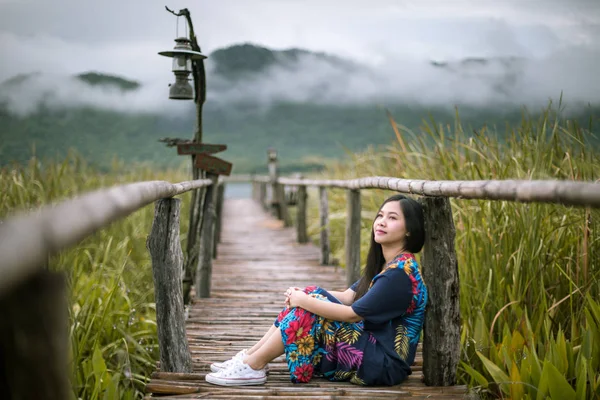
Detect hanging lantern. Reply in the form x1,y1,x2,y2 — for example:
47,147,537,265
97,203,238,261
158,37,206,100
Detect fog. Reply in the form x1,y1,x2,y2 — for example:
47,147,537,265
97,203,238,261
1,0,599,116
2,42,598,117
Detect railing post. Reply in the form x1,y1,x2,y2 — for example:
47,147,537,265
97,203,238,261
296,183,308,243
213,182,225,259
319,186,331,265
146,198,193,373
0,270,69,399
259,182,267,211
196,173,219,298
251,180,258,202
420,197,460,386
267,148,292,227
345,189,361,286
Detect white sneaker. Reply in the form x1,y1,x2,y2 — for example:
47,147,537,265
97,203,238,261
210,349,247,373
210,349,269,374
205,359,267,386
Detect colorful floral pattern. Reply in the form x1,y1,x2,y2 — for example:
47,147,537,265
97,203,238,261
274,253,427,386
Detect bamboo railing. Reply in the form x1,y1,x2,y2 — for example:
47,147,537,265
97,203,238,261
225,148,600,387
0,178,224,398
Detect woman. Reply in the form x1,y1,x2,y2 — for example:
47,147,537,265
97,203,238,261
205,194,428,386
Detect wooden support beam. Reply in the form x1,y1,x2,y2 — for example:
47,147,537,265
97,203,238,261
196,173,219,298
213,183,225,259
276,183,293,227
259,182,267,211
0,270,69,399
251,181,258,202
345,189,361,286
420,197,460,386
296,184,308,243
319,186,331,265
147,198,193,373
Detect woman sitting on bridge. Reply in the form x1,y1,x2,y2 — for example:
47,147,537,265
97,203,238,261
206,194,428,387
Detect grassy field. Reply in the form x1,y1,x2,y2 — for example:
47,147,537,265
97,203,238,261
0,153,189,399
303,106,600,399
1,105,599,399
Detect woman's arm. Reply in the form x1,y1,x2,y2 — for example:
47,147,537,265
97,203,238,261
328,289,356,306
288,290,362,323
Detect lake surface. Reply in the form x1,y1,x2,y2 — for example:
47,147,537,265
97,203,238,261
224,182,252,199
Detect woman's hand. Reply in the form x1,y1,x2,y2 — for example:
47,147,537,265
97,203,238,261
284,287,306,309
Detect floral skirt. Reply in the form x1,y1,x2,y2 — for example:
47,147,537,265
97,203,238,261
274,286,392,385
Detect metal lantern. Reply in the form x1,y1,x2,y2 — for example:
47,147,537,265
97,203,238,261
158,37,206,100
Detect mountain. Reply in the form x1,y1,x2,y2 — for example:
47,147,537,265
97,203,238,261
0,44,598,173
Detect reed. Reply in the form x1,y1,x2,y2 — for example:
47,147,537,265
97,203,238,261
0,152,189,399
305,105,600,398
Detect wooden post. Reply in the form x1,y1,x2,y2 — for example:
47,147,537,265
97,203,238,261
420,197,460,386
319,186,331,265
196,173,219,298
259,182,267,211
345,189,361,286
146,198,193,373
213,183,225,259
296,184,308,243
0,270,69,399
278,184,293,227
267,148,292,226
251,181,258,202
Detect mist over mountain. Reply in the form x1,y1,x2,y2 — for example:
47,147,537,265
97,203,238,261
0,43,598,172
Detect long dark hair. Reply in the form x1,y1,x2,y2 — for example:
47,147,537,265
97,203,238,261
353,194,425,301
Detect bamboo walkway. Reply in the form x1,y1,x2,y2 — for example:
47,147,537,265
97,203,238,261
145,198,468,399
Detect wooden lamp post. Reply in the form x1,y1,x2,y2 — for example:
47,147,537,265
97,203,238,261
158,7,232,303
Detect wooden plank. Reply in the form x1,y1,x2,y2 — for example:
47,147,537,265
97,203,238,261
195,154,232,176
177,143,227,155
146,198,466,398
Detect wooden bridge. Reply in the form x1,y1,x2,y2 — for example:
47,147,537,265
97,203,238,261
144,197,467,398
1,150,599,399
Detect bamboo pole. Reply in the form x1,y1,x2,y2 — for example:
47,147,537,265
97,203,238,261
0,179,212,297
273,176,600,208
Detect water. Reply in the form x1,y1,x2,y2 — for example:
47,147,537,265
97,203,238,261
224,182,252,199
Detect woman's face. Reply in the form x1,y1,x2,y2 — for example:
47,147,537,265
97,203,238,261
373,201,407,247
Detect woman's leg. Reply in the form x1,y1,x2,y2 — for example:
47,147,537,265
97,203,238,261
244,328,284,370
246,324,278,356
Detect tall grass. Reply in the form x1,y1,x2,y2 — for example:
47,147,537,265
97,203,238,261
306,105,600,398
0,151,188,399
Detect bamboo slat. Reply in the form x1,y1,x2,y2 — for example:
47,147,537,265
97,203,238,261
145,198,468,398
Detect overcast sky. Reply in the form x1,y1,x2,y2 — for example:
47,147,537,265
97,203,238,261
0,0,599,112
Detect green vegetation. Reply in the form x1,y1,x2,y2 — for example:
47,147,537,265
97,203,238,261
304,105,600,398
0,153,188,399
1,104,599,398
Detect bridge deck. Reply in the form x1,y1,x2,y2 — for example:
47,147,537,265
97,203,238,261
145,198,467,399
